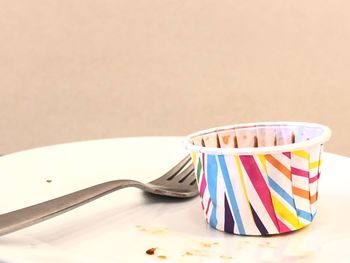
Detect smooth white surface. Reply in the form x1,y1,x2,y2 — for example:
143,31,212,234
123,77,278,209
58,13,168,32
0,137,349,262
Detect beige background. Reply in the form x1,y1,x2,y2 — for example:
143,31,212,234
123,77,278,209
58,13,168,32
0,1,349,155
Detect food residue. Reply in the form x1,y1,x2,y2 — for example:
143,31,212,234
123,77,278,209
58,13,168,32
46,179,52,183
136,225,167,235
220,255,233,260
146,248,156,255
201,242,211,248
182,250,210,258
201,241,217,248
140,227,231,261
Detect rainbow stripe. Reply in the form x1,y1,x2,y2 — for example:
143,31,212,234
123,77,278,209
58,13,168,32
191,145,323,235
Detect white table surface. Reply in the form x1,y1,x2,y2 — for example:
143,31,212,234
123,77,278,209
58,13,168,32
0,137,349,262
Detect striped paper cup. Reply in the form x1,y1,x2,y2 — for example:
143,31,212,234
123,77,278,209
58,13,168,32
184,122,331,235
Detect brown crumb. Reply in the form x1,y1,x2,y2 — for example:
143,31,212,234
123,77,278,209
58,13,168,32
201,242,212,248
184,251,193,256
46,179,52,183
158,255,167,259
146,248,156,255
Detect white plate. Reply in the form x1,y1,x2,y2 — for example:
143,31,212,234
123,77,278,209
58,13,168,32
0,137,349,262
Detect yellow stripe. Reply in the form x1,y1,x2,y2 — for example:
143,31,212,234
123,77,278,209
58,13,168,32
309,160,322,169
260,154,303,229
258,154,267,173
191,152,197,168
271,195,303,229
292,150,310,160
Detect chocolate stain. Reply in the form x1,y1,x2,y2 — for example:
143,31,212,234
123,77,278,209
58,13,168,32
253,136,258,147
234,136,238,148
222,135,229,145
291,132,296,143
216,134,221,148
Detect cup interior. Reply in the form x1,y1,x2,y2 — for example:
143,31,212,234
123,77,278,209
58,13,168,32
189,123,328,149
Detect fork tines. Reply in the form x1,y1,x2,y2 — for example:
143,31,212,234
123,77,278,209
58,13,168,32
165,155,195,184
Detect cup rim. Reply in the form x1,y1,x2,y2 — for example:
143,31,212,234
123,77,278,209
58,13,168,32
184,121,332,155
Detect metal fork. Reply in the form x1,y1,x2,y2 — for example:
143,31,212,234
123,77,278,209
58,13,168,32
0,155,197,237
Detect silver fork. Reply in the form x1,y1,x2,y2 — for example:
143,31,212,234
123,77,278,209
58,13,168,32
0,155,197,237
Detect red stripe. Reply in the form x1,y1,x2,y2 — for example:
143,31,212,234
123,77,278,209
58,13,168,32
309,173,320,183
205,198,212,215
239,156,279,230
291,167,309,177
277,218,291,233
283,152,291,159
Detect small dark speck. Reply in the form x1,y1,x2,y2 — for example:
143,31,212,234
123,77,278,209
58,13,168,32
46,179,52,183
146,247,156,255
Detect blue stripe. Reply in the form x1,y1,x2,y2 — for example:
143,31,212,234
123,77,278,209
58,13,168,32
297,209,313,221
267,176,295,208
206,154,218,228
218,155,245,235
294,127,303,143
267,177,313,222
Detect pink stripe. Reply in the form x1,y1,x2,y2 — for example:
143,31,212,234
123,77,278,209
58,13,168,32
291,167,309,177
277,218,291,233
283,152,291,159
199,174,207,197
309,173,320,183
239,156,279,230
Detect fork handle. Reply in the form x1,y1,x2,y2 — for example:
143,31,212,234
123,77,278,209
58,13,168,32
0,179,141,237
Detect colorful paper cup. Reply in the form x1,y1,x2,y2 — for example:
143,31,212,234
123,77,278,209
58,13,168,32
184,122,331,235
